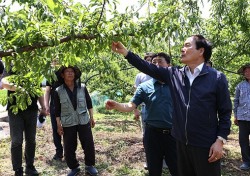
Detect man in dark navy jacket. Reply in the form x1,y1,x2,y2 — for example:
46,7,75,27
111,35,232,176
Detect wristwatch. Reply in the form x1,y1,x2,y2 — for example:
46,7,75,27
217,136,227,144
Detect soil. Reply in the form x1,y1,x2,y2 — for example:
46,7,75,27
1,115,250,176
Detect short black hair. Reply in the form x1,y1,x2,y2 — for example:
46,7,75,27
192,35,212,62
144,52,154,60
151,52,171,64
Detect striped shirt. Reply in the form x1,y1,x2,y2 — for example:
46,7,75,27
234,80,250,121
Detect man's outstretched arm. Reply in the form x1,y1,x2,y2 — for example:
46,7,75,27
105,100,136,112
111,41,170,83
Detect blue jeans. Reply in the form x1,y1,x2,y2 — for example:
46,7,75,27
144,124,178,176
238,121,250,164
9,109,38,171
50,107,63,157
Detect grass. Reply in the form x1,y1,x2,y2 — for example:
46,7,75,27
0,113,152,176
0,89,7,106
0,112,249,176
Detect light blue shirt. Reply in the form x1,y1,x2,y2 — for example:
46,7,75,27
234,80,250,121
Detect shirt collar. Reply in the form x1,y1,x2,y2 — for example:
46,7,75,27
185,62,204,75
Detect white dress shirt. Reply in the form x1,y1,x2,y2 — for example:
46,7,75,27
185,63,204,86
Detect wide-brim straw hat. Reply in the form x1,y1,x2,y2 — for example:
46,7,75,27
237,63,250,74
57,65,82,81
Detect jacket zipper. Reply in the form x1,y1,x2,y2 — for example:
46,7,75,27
184,68,208,145
185,86,191,145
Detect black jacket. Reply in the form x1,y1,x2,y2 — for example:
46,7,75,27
126,51,232,148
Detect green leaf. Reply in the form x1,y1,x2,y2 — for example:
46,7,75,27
46,0,56,12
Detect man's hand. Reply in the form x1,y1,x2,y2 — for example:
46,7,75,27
133,109,140,121
57,123,64,136
40,108,47,116
105,100,117,110
90,117,95,128
208,139,224,163
111,41,128,56
234,117,239,126
45,105,50,115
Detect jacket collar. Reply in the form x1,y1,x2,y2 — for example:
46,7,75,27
182,63,209,76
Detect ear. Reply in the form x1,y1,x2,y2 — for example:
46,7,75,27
199,48,204,56
61,73,64,79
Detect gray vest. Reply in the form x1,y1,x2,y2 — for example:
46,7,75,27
57,85,89,127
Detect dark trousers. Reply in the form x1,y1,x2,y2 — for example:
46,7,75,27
144,124,178,176
238,121,250,164
50,107,63,157
176,141,221,176
63,123,95,169
9,109,38,171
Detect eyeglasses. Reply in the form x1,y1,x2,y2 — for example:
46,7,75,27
152,59,167,65
145,52,154,55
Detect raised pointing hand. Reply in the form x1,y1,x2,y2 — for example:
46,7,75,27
111,41,128,56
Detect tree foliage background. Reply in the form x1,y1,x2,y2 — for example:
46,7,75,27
0,0,249,111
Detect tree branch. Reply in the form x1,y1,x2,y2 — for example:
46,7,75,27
84,73,99,85
217,68,238,75
225,39,250,65
168,37,172,58
0,33,96,58
96,0,106,29
84,66,134,84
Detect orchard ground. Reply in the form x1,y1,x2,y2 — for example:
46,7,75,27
0,111,249,176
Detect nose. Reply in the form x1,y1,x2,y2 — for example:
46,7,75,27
181,48,185,53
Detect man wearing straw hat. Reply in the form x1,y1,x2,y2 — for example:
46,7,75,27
54,65,98,176
234,63,250,170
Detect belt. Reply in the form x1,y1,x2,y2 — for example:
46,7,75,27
146,123,171,134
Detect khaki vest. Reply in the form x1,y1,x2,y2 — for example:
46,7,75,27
57,85,89,127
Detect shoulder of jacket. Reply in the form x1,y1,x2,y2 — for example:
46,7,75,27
215,70,227,80
81,83,86,87
170,66,185,77
79,83,86,89
77,84,86,93
238,81,247,87
207,68,224,79
56,84,64,91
